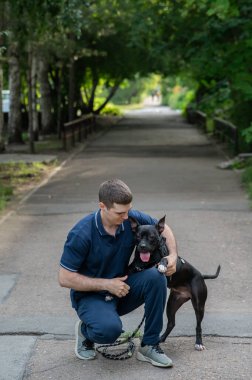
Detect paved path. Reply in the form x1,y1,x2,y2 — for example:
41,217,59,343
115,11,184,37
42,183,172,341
0,106,251,380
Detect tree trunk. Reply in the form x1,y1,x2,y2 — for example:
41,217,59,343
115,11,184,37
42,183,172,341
8,43,23,143
87,75,99,113
27,49,35,153
94,82,121,114
68,59,75,121
32,54,39,141
56,67,62,138
0,61,5,151
38,58,53,134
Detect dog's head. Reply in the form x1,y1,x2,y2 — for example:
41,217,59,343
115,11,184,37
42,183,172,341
129,216,166,265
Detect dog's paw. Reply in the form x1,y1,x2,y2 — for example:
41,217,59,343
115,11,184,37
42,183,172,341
158,264,167,273
195,344,206,351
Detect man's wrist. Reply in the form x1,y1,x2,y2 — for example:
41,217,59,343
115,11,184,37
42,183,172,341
168,252,177,262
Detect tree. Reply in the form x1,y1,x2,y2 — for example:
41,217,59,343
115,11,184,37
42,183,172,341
8,42,22,143
0,57,4,151
2,0,252,152
0,3,7,151
154,0,252,128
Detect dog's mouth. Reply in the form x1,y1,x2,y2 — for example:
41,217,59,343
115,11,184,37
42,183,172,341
140,252,151,262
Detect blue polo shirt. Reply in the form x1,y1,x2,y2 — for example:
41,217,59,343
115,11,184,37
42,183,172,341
60,209,157,305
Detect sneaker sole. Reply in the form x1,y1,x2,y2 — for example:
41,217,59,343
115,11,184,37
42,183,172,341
136,351,173,368
74,320,96,360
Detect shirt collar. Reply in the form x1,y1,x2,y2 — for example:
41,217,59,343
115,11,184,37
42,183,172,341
95,210,125,236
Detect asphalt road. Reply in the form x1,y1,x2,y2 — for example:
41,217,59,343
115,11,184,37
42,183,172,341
0,106,251,380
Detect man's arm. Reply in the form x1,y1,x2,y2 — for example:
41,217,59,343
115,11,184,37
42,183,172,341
58,267,130,298
162,224,178,276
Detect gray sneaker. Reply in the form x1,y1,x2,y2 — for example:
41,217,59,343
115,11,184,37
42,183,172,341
75,320,96,360
137,344,173,368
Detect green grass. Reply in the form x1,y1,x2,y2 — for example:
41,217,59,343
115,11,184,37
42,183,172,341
0,161,56,211
34,135,63,153
21,133,63,154
0,185,13,211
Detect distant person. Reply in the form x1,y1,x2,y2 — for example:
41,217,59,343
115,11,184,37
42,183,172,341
59,179,178,367
151,90,156,101
151,89,161,103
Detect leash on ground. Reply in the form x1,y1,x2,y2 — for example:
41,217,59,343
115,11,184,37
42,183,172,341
96,314,145,360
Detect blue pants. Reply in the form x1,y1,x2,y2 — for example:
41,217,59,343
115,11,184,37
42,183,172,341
73,268,167,346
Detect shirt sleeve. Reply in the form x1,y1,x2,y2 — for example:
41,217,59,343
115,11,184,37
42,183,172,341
128,210,157,225
60,231,90,272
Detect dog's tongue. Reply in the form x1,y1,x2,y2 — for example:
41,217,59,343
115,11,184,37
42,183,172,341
140,252,151,262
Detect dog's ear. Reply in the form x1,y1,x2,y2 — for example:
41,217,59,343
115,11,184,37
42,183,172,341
156,215,166,234
128,216,139,233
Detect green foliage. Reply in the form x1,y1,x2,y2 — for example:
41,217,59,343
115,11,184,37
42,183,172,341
241,124,252,144
112,80,143,105
242,163,252,203
112,75,161,105
100,104,122,116
206,0,239,19
230,100,252,132
196,81,233,118
155,0,252,145
161,77,196,111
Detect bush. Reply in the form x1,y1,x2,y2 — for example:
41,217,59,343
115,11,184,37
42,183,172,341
241,124,252,145
161,76,196,111
100,104,122,116
242,164,252,203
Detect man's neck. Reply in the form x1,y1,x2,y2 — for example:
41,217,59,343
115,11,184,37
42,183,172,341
100,212,118,236
104,225,117,236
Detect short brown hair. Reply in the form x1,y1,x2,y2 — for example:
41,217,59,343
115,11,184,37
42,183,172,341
98,179,133,208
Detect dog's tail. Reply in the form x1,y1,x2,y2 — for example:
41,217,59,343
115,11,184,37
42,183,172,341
203,265,221,279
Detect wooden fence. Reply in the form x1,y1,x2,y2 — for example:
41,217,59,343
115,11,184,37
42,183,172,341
62,114,95,151
213,117,239,154
186,108,239,154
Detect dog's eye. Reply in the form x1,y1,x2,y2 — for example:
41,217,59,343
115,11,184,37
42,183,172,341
136,233,141,240
149,235,157,241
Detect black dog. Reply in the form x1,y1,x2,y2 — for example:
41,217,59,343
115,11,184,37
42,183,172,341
128,216,221,350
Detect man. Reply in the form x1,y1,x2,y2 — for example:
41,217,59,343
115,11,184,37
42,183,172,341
59,179,178,368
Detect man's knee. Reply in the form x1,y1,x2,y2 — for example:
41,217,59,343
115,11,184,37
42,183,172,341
143,267,167,289
87,319,122,344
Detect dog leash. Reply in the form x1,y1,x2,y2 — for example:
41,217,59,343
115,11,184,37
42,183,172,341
96,314,145,360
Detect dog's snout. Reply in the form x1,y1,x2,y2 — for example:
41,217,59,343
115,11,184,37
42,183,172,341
139,242,147,250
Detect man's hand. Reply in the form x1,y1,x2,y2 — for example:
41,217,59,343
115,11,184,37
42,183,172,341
165,254,177,276
59,267,130,296
106,275,130,298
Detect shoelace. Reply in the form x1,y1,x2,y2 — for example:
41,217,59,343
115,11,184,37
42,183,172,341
152,344,164,354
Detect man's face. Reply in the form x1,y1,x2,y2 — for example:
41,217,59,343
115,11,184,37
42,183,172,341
100,202,132,226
